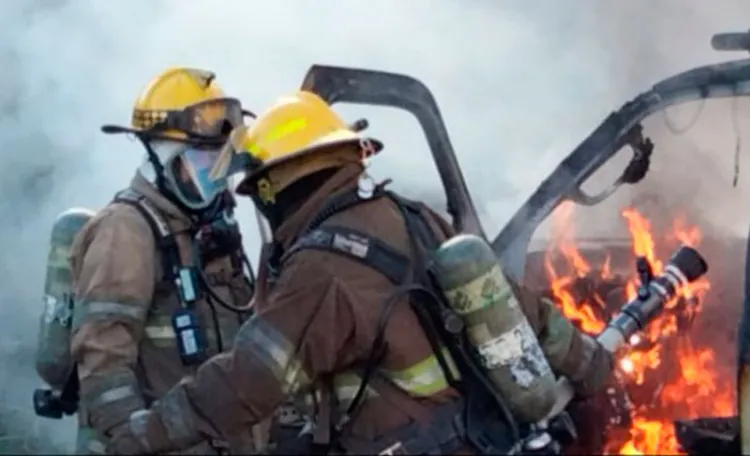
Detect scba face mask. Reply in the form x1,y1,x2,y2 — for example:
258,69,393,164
152,142,229,211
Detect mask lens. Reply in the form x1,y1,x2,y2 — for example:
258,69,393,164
170,147,226,206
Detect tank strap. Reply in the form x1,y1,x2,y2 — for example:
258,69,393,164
112,189,182,281
342,195,459,423
280,189,466,447
382,192,461,384
268,186,389,283
281,225,410,285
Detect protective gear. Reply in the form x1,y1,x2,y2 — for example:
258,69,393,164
115,67,244,142
104,422,144,455
67,173,256,454
253,167,340,231
208,90,383,197
146,141,229,211
431,234,557,423
107,163,614,455
196,208,245,265
102,67,250,211
33,208,95,420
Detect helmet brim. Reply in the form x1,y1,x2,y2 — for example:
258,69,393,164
235,130,383,196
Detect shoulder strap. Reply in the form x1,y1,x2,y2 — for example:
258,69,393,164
274,186,404,281
338,195,460,431
267,187,377,282
112,189,181,280
281,225,410,285
385,192,462,385
387,192,442,251
300,187,380,235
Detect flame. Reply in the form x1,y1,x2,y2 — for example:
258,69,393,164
544,202,733,454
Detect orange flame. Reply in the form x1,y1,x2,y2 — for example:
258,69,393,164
544,203,732,454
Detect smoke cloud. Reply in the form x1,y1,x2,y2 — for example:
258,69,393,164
1,0,748,451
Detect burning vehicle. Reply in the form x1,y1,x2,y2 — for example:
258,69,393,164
30,30,750,456
509,30,750,454
290,28,750,455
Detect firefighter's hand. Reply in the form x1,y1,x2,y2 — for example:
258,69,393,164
106,423,148,455
198,216,243,263
106,410,170,455
571,338,614,398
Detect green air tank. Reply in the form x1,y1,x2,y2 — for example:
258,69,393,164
35,207,95,391
430,234,556,423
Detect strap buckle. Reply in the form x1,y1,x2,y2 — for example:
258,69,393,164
378,441,406,456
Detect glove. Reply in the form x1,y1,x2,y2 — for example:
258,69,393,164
106,423,148,455
570,338,614,398
198,216,243,264
105,409,173,455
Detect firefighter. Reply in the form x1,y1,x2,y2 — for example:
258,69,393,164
106,90,614,455
67,67,259,454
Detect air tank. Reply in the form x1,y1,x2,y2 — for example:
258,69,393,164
35,207,95,390
430,234,556,423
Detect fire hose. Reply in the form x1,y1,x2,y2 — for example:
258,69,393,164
523,245,709,453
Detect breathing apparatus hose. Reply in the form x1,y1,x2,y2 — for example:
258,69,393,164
191,241,255,313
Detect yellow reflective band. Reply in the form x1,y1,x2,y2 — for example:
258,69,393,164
145,325,174,340
248,118,308,157
383,347,460,397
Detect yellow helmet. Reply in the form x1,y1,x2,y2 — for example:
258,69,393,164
102,67,247,143
210,90,382,197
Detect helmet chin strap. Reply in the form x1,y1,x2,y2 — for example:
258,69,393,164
137,136,171,196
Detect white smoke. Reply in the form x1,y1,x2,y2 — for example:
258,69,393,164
1,0,748,451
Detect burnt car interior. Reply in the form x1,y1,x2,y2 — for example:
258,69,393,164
299,29,750,454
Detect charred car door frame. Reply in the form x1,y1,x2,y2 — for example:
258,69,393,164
300,65,485,238
492,58,750,283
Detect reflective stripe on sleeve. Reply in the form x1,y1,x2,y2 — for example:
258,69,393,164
82,369,143,409
382,347,460,397
72,300,148,330
235,316,311,394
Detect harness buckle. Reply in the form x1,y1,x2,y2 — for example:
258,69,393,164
378,441,406,455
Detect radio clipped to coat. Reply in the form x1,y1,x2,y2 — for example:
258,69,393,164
172,266,209,366
430,234,557,423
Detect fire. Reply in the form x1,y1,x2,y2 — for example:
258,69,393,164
544,202,734,454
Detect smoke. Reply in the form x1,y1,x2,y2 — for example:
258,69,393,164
1,0,748,452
